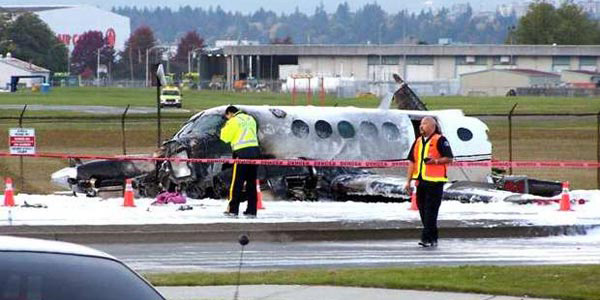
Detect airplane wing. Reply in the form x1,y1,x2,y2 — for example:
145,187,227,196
330,173,532,203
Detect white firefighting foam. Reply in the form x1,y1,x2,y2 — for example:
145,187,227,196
0,190,599,226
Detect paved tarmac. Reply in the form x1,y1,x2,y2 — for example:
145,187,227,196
94,232,600,272
157,285,552,300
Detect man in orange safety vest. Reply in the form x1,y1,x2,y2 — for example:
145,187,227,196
405,116,453,248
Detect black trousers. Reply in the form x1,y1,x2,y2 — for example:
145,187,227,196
416,180,444,243
227,147,260,215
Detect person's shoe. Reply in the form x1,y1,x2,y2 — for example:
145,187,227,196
223,211,238,218
418,241,433,248
243,212,257,219
431,241,438,247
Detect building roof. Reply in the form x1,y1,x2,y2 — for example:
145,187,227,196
0,55,50,73
508,69,560,77
0,5,74,13
460,68,560,77
562,69,600,75
223,44,600,57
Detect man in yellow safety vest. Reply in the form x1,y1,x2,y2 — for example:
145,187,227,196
405,116,453,247
220,105,261,218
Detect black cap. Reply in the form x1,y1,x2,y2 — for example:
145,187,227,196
225,105,239,115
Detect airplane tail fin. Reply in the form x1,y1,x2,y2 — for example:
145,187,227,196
392,74,428,111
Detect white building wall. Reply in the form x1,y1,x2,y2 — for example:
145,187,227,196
517,57,553,72
298,56,367,79
406,65,435,82
436,57,456,80
36,5,131,52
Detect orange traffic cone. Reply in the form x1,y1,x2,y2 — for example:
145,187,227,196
559,181,571,211
123,179,136,207
256,179,265,210
408,180,419,211
3,177,15,207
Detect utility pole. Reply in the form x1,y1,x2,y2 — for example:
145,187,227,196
96,48,101,87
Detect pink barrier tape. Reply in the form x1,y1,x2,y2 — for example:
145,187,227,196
1,152,599,169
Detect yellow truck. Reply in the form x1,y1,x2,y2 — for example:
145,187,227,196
160,86,182,108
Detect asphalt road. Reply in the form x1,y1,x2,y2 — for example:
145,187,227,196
91,230,600,273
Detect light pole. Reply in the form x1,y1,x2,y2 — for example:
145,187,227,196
96,47,101,87
187,47,203,74
187,47,203,87
145,45,170,87
67,49,71,74
508,25,516,67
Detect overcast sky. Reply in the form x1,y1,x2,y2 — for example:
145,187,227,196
2,0,517,13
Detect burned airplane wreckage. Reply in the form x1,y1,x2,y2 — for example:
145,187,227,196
52,75,563,203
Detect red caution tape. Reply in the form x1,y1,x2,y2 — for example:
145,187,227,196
0,152,599,169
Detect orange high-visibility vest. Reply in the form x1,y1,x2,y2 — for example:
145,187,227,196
411,134,448,182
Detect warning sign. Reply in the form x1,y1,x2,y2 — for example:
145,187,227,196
9,128,36,155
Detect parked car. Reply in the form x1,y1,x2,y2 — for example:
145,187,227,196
0,236,166,300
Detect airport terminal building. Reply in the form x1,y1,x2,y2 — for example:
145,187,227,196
216,44,600,96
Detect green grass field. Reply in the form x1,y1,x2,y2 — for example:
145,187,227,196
1,88,600,299
1,87,599,114
145,265,600,300
0,87,600,192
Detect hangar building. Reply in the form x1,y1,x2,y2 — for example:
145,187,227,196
561,70,600,88
460,69,561,96
212,44,600,95
0,53,50,89
1,5,130,52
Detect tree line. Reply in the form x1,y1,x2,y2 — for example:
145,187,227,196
0,13,68,72
114,3,518,45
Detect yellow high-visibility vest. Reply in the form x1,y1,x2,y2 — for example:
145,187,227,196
411,134,448,182
220,112,259,151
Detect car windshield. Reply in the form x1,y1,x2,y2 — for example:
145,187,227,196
0,252,164,300
162,90,179,96
176,114,225,138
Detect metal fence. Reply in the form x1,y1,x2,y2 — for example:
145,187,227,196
336,80,460,98
472,106,600,189
517,87,600,97
56,78,463,97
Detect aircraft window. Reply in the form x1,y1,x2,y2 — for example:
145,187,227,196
176,115,225,137
292,120,310,138
382,122,400,141
359,121,378,138
188,114,226,136
457,127,473,141
175,121,193,138
337,121,355,138
315,120,333,139
269,108,287,118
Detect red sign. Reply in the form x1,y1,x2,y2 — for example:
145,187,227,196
105,28,116,48
55,28,117,48
9,128,36,155
57,34,72,45
9,136,35,147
